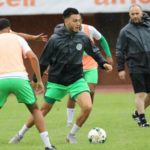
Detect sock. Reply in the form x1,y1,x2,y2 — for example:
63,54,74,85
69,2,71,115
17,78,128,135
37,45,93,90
18,124,29,137
138,114,147,124
67,108,75,124
40,131,52,148
70,124,80,135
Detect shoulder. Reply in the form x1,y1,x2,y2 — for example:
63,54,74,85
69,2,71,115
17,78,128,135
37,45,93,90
82,24,97,32
122,23,133,31
2,33,25,41
15,34,27,41
119,24,129,35
15,34,29,46
82,24,101,39
8,33,29,46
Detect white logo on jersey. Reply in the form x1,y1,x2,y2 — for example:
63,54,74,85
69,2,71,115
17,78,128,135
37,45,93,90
76,43,82,51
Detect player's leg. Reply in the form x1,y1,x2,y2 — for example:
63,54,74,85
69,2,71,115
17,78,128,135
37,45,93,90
15,101,54,137
66,68,98,127
144,93,150,109
88,83,96,103
0,79,10,109
8,79,56,150
75,92,92,126
66,78,92,143
134,92,148,125
26,103,56,150
66,97,76,127
144,75,150,109
83,68,98,103
9,81,67,148
14,81,58,133
130,73,150,127
9,102,55,148
67,92,92,143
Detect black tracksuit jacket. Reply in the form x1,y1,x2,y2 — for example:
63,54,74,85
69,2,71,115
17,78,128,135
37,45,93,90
34,24,107,85
116,13,150,73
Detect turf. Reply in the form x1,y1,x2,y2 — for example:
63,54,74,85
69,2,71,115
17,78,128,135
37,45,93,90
1,92,150,150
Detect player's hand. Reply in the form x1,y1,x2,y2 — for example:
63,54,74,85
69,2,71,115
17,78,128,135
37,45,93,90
44,66,50,76
106,57,113,65
118,70,126,80
44,69,48,76
35,81,45,94
31,80,37,89
33,33,48,42
103,63,113,72
31,80,45,94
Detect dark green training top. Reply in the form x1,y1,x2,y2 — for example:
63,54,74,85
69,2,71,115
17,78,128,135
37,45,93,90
34,24,107,86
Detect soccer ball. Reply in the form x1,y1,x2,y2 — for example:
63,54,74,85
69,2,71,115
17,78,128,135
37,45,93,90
88,127,107,144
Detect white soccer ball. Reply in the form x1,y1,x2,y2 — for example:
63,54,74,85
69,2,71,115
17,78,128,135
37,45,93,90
88,127,107,144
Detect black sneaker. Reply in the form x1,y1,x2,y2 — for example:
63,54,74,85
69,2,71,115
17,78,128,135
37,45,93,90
45,145,57,150
140,122,150,127
132,112,141,126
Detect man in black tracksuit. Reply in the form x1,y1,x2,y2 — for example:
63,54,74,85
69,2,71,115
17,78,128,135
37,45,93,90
11,8,112,146
116,4,150,127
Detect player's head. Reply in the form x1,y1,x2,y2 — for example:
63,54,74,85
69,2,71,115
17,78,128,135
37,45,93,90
0,18,11,33
129,4,143,23
63,8,82,32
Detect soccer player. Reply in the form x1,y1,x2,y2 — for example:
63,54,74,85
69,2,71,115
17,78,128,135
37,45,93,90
9,8,112,144
0,18,56,150
66,23,113,127
116,4,150,127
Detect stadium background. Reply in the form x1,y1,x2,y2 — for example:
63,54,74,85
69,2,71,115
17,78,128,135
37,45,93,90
2,12,150,85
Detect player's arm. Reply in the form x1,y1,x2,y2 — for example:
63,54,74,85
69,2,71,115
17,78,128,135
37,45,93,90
116,29,127,72
84,39,112,72
19,36,45,92
91,26,113,64
12,30,48,42
99,35,113,64
26,51,45,93
26,51,42,82
116,29,128,80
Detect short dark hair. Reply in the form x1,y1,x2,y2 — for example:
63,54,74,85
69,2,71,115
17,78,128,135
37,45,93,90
0,18,11,30
63,8,79,19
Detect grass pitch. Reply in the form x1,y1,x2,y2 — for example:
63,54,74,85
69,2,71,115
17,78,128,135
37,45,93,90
0,92,150,150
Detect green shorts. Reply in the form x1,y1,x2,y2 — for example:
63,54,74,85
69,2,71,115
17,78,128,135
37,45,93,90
83,68,98,84
44,78,90,104
0,78,36,108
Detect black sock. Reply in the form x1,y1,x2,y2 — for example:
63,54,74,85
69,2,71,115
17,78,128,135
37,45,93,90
138,114,147,124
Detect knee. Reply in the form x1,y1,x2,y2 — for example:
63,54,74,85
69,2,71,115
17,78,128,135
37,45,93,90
136,93,147,100
83,104,92,114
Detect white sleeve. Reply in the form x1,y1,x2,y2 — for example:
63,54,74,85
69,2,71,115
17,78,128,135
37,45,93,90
89,25,102,40
17,36,32,58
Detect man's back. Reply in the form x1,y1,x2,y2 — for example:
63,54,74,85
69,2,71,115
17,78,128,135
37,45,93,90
0,33,26,75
